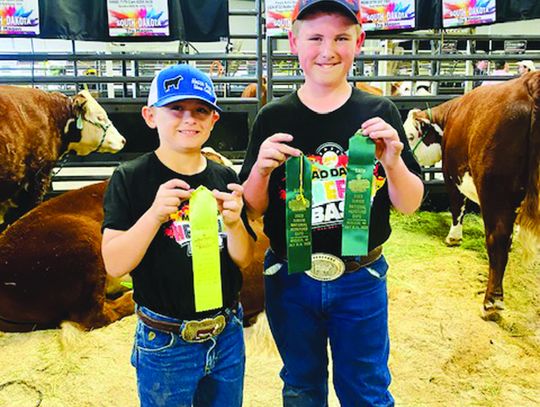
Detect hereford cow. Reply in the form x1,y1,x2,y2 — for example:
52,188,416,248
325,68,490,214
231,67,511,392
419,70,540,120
0,181,134,332
0,86,126,228
404,72,540,319
0,152,265,332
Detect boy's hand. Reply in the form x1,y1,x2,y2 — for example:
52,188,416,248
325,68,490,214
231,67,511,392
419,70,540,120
150,179,192,224
361,117,403,170
255,133,302,177
213,183,244,228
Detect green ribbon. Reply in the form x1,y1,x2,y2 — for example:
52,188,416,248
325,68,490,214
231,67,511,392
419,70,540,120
189,186,222,312
342,131,376,256
285,155,312,273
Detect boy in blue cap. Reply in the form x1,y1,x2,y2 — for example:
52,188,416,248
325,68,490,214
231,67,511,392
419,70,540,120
240,1,424,405
102,64,254,407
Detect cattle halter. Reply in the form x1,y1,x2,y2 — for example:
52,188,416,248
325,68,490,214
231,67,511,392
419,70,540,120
43,115,111,179
411,106,434,155
411,127,429,155
78,114,112,154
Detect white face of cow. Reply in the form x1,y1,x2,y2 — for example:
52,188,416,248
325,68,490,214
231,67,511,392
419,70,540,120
404,109,443,166
67,90,126,156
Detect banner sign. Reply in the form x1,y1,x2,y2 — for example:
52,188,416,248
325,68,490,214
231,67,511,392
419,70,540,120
107,0,169,37
361,0,415,31
0,0,39,36
265,0,295,37
443,0,496,28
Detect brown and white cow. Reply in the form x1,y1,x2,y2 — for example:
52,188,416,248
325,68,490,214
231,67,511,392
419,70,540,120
0,151,265,332
404,71,540,319
0,86,126,228
0,181,134,332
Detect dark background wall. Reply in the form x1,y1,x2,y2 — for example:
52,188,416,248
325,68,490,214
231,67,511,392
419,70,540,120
1,0,229,42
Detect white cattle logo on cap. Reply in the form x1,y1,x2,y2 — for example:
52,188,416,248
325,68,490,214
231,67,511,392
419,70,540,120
163,74,184,91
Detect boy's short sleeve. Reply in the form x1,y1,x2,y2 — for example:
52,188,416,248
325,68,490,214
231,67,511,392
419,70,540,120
102,168,133,232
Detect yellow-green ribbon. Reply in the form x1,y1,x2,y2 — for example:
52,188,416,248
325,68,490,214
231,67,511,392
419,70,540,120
189,186,222,312
342,131,376,256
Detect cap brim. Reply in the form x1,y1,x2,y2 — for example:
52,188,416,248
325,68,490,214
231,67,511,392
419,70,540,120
152,94,222,112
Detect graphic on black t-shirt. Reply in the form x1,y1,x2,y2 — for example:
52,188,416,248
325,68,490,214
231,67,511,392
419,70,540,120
278,141,387,232
164,201,226,256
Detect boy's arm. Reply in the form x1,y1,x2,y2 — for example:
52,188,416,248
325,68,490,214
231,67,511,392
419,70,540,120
384,159,424,214
213,184,254,269
102,212,161,278
102,178,192,278
242,133,301,218
362,116,424,214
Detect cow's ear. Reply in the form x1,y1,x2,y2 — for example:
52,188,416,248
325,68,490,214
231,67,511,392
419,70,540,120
72,93,88,117
407,108,421,122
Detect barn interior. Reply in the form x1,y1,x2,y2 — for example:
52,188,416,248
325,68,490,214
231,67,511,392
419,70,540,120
0,0,539,406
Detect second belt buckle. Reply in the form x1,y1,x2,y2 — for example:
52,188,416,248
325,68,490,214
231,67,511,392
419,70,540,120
305,253,345,281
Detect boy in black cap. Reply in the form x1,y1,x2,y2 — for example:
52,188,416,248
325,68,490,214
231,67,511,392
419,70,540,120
240,1,423,405
102,64,254,406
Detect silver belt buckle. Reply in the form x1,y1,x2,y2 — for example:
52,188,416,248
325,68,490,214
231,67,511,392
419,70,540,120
305,253,345,281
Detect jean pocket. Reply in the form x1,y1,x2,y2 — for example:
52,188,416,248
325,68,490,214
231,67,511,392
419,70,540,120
130,342,138,368
230,303,244,327
365,255,389,280
135,320,177,352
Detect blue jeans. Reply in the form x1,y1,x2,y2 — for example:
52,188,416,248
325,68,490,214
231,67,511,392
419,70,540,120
131,304,245,407
264,249,394,407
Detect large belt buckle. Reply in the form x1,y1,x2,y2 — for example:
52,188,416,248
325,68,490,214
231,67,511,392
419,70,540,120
305,253,345,282
181,315,226,343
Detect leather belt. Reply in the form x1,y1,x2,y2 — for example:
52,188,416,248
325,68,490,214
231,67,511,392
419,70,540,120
137,305,236,343
305,246,383,282
343,245,383,272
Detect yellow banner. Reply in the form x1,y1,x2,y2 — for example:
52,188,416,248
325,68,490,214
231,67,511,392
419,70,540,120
189,186,222,312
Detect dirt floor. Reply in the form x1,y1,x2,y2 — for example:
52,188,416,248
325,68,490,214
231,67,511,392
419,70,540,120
0,212,538,406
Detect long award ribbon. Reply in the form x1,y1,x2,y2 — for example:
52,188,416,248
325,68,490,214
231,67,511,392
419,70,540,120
285,155,312,273
189,185,222,312
342,131,376,256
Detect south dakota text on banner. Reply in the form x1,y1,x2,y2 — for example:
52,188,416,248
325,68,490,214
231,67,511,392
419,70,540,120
107,0,170,37
0,0,39,36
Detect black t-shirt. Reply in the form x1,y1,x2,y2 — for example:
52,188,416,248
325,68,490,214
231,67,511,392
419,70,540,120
239,88,421,259
103,152,253,320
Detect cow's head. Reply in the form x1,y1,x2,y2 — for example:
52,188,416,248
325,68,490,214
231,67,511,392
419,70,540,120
404,108,443,166
66,90,126,156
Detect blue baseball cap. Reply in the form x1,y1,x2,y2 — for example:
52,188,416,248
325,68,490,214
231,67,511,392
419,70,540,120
147,64,221,112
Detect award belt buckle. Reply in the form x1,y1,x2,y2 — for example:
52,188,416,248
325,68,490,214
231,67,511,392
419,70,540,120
181,315,226,343
305,253,345,281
